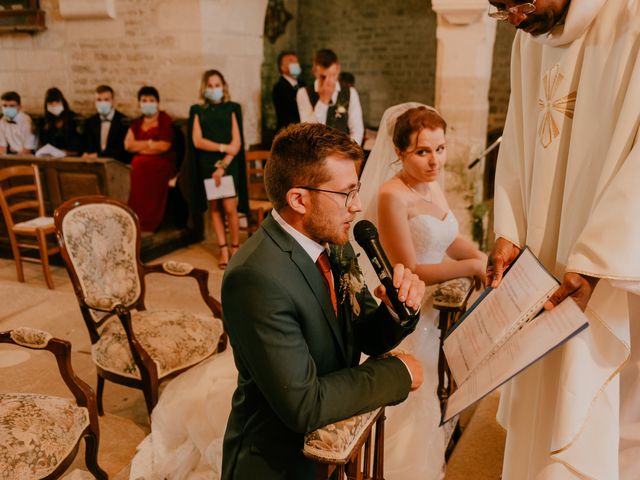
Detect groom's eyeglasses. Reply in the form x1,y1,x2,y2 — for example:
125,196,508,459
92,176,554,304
296,182,361,208
488,1,536,20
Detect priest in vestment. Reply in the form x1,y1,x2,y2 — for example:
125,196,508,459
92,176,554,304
487,0,640,478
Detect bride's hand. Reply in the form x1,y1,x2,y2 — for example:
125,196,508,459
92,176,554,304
469,257,487,290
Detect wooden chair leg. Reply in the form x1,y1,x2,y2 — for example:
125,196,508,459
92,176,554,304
373,411,385,480
96,374,105,416
140,373,159,417
83,430,108,480
9,235,24,283
36,228,54,289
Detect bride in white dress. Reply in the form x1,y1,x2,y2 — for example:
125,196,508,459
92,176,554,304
355,103,486,480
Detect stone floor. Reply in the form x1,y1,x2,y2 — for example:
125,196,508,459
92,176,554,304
0,241,225,479
0,240,505,479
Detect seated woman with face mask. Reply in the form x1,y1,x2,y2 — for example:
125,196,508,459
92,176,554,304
39,87,82,155
124,85,176,232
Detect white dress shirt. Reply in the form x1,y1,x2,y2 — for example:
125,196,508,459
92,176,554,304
296,81,364,145
270,208,413,380
100,108,115,152
0,111,37,153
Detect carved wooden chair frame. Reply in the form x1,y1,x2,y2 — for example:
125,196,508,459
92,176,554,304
54,195,227,416
0,328,107,479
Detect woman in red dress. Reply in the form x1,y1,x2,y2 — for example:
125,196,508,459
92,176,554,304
125,86,176,232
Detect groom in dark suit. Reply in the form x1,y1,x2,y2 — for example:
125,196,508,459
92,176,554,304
82,85,130,164
221,123,425,479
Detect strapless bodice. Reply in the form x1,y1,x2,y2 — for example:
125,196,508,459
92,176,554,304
408,211,458,264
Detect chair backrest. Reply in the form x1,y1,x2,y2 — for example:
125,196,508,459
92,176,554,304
55,196,145,334
245,150,270,201
0,164,45,232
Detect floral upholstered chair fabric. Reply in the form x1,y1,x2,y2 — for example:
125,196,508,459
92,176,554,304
303,407,385,478
0,327,106,480
54,196,226,416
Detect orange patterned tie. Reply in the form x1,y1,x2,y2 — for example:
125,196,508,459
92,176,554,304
316,250,338,316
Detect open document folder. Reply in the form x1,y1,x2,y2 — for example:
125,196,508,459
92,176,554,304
440,247,589,424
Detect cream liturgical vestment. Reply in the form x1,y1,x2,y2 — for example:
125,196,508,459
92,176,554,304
494,0,640,478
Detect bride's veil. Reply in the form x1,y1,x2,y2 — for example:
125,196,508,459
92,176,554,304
352,102,437,295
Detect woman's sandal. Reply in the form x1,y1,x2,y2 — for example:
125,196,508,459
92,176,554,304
218,244,229,270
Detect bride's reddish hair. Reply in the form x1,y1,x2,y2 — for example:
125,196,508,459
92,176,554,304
392,107,447,152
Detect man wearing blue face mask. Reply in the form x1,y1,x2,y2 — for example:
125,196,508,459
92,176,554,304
272,51,303,133
82,85,130,164
0,91,36,155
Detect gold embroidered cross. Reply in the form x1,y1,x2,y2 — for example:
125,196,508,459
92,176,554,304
537,64,577,148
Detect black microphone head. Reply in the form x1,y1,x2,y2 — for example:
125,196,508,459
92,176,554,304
353,219,379,245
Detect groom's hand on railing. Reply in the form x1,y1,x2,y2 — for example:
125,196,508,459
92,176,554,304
486,237,521,288
395,353,424,391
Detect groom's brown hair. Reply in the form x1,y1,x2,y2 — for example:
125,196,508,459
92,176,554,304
266,123,363,211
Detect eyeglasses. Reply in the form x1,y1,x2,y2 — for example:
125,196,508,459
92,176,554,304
296,182,361,208
488,1,536,21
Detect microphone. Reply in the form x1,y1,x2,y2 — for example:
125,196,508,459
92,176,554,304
353,220,414,322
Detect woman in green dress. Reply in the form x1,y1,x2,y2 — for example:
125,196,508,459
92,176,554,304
189,70,247,269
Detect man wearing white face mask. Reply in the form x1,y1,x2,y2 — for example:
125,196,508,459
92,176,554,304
272,50,303,133
82,85,130,163
0,91,36,155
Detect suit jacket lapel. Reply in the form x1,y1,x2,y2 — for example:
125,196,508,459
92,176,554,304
261,216,348,363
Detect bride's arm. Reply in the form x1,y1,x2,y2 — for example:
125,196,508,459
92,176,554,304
378,188,485,286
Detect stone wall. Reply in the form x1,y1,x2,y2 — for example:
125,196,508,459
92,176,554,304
0,0,267,145
293,0,437,130
487,21,516,133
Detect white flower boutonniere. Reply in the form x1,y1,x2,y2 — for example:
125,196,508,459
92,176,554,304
334,103,347,119
331,246,365,316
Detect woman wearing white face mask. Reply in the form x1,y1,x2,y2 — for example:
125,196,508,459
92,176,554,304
186,69,249,270
124,85,177,232
39,87,81,155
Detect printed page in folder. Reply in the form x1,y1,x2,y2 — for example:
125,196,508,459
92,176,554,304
442,297,588,423
443,247,559,385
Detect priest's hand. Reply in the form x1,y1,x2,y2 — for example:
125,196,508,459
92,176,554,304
373,264,425,313
543,272,600,312
486,237,521,288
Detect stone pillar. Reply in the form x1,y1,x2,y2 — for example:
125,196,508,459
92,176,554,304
431,0,497,233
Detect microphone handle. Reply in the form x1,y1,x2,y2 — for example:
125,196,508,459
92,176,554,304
365,241,413,321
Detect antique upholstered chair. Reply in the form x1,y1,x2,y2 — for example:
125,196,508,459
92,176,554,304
303,407,386,480
0,327,107,480
244,150,272,234
54,196,226,416
0,164,60,289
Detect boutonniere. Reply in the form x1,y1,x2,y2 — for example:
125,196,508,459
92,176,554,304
334,103,347,119
330,245,365,316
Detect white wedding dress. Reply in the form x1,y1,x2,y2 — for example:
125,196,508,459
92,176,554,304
383,212,458,480
129,349,236,479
